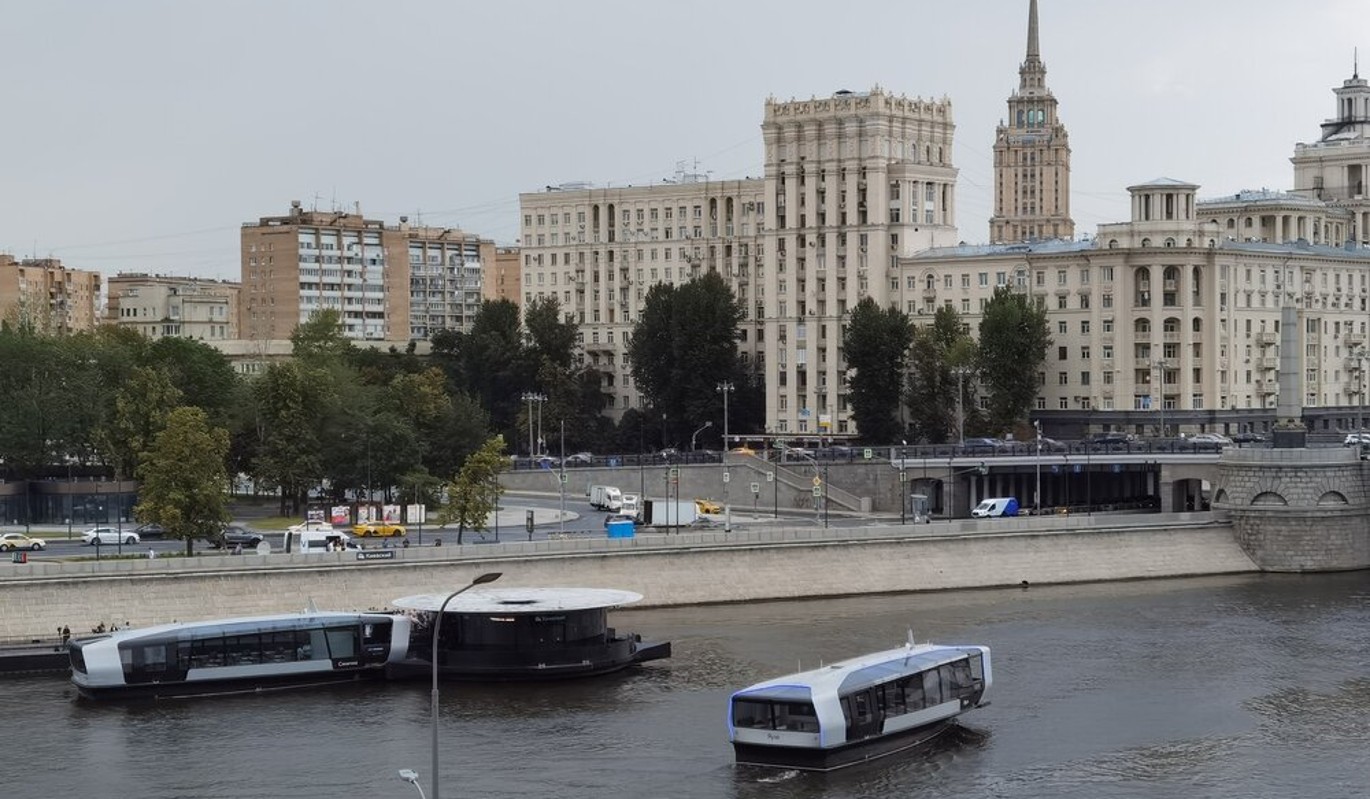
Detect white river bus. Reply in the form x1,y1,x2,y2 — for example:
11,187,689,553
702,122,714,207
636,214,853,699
69,612,409,701
386,587,671,681
728,640,992,772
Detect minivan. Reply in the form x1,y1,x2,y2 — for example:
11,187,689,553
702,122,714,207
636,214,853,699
970,497,1020,518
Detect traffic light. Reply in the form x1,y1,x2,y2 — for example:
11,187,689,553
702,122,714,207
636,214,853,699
977,461,988,475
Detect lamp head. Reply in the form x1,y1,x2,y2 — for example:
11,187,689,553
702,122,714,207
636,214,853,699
399,769,419,783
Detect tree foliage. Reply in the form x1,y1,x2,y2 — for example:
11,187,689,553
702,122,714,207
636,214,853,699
250,361,330,514
627,272,749,449
978,287,1052,433
906,306,978,443
134,406,230,556
436,434,507,544
842,298,914,444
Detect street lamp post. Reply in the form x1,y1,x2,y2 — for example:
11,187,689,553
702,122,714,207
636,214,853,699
520,392,546,460
398,769,427,799
691,421,712,452
717,382,734,533
1152,360,1172,438
1033,419,1042,516
952,366,973,447
430,572,502,799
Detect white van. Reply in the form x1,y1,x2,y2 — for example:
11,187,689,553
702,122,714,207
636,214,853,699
970,497,1020,518
588,485,623,511
286,529,359,553
619,493,640,518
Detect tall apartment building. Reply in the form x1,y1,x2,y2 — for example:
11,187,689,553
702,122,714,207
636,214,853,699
989,0,1073,244
761,89,960,435
904,178,1370,437
105,273,240,341
485,247,521,303
1292,61,1370,243
0,255,102,333
518,176,767,416
239,201,494,343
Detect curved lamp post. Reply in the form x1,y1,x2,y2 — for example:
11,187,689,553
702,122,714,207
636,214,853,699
398,769,427,799
431,571,502,799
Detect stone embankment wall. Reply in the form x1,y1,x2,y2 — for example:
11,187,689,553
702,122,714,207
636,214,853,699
0,514,1256,640
1214,447,1370,572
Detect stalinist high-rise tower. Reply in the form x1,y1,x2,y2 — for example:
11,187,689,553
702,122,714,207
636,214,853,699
990,0,1074,243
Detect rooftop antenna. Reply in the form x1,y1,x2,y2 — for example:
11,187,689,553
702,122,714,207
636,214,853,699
312,192,322,212
1356,47,1360,80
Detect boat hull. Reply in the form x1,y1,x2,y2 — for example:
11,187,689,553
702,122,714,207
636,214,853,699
386,638,671,682
73,667,387,702
733,719,954,772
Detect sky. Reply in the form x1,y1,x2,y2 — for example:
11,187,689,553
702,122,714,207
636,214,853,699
2,0,1368,282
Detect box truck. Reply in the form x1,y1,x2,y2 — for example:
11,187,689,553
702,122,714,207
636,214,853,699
620,493,640,518
588,485,623,511
640,498,699,527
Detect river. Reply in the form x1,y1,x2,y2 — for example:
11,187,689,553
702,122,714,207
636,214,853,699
2,572,1367,799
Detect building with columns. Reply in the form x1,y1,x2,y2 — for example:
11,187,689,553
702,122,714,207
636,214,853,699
105,273,240,341
1292,60,1370,244
903,177,1370,438
989,0,1073,244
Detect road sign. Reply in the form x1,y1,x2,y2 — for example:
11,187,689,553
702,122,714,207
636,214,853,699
722,472,731,484
750,482,760,494
558,473,568,484
669,467,680,479
812,486,823,497
767,472,775,482
899,470,909,482
863,448,873,460
812,476,822,487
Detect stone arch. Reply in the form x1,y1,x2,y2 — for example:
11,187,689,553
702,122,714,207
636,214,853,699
1251,491,1287,506
1317,490,1348,505
1213,488,1228,505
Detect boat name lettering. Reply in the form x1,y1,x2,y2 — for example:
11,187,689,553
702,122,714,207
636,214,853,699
355,551,395,561
334,660,359,668
534,615,567,622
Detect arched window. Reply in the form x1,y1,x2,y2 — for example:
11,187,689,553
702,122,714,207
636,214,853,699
1108,239,1119,249
1163,317,1181,334
1164,237,1176,248
1141,238,1152,247
1135,318,1152,334
1135,267,1152,307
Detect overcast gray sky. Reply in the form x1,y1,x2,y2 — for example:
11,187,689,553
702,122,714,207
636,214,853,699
3,0,1367,282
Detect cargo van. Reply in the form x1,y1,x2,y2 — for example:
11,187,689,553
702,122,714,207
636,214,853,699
588,485,623,511
619,493,640,518
970,497,1019,518
286,528,359,553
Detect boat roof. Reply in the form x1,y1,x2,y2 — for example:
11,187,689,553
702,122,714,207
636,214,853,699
391,587,643,614
731,642,986,702
74,611,396,644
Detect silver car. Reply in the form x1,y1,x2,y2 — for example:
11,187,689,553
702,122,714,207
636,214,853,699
81,527,140,546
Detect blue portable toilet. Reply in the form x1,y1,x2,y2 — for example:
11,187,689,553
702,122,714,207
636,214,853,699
607,519,635,539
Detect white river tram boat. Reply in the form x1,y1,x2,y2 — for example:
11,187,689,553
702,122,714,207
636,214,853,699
728,637,991,772
69,611,409,701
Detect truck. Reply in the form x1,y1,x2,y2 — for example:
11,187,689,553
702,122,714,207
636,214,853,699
640,498,699,528
588,485,623,511
619,493,640,519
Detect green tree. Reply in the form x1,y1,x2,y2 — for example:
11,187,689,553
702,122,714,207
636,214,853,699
95,366,183,480
906,306,977,443
978,287,1051,433
134,406,231,556
455,300,533,448
290,308,356,363
628,272,746,447
144,337,238,426
436,434,507,544
524,295,577,370
842,297,914,444
251,361,330,514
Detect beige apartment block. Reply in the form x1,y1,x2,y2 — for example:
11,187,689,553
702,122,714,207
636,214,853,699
105,273,240,341
486,247,521,303
990,0,1074,244
904,179,1370,438
0,254,101,333
240,201,493,343
518,175,767,417
761,88,960,436
1292,63,1370,243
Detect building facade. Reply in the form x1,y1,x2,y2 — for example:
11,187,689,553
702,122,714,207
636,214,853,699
989,0,1074,244
485,247,521,303
517,176,767,416
105,273,240,341
1292,62,1370,243
0,255,102,334
904,178,1370,438
239,201,494,343
760,89,960,435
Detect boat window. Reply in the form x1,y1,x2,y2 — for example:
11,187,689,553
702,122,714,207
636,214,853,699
732,700,819,732
923,668,943,705
69,643,87,675
189,637,227,669
324,625,358,659
225,635,262,666
878,679,907,715
732,699,773,729
773,702,820,732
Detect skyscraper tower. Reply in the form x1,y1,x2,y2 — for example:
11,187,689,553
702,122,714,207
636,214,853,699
990,0,1074,243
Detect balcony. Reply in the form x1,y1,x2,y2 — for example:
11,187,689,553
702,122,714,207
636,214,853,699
1256,380,1279,396
1256,331,1278,346
1257,356,1278,370
1346,332,1366,347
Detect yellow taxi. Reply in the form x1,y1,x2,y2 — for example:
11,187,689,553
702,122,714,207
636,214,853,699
352,522,407,538
694,498,723,515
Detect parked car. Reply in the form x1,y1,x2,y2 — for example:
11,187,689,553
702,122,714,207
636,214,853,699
1343,432,1370,447
208,524,265,549
563,452,594,466
133,523,167,540
1088,432,1133,449
0,532,46,551
533,455,559,469
1035,437,1069,452
1189,433,1233,445
353,521,406,538
960,437,1004,453
1231,431,1267,443
81,527,139,546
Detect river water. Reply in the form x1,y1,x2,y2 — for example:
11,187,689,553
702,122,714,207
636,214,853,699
3,572,1368,799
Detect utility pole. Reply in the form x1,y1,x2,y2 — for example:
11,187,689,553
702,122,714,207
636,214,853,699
520,392,546,460
559,420,566,538
1034,419,1042,516
717,381,734,533
952,366,973,447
